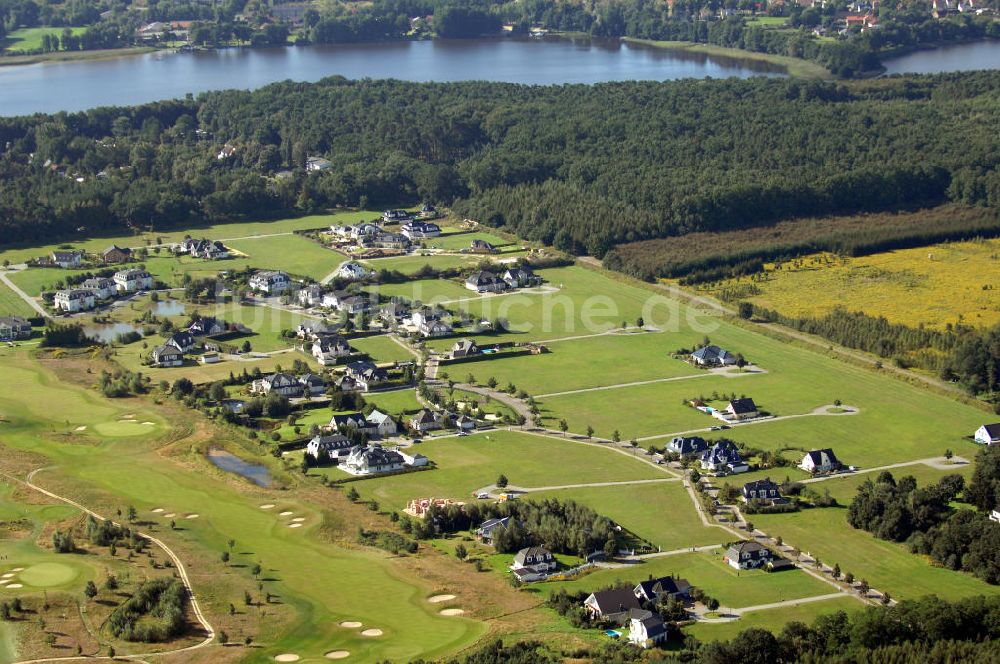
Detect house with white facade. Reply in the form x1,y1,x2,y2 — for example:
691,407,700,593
113,269,154,293
250,372,303,397
341,444,406,476
248,270,291,294
312,334,352,366
510,546,557,582
80,277,116,300
800,449,841,474
366,410,398,438
690,344,738,367
401,220,442,239
334,262,369,280
628,612,668,648
54,289,96,313
700,440,749,475
151,345,184,367
465,270,507,293
51,250,83,269
724,541,772,569
974,423,1000,445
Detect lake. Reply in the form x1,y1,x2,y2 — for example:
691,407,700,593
0,37,785,116
882,40,1000,75
207,448,272,487
83,321,145,343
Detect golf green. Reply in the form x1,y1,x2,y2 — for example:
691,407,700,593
18,562,80,588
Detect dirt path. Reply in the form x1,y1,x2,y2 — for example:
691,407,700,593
474,476,680,496
535,366,767,399
801,455,970,484
4,468,215,664
635,404,859,443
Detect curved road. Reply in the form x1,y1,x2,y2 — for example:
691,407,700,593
3,468,215,664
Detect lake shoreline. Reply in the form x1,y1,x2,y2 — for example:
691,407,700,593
623,37,833,79
0,46,156,67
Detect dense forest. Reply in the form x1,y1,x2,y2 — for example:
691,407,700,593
3,73,1000,254
847,446,1000,584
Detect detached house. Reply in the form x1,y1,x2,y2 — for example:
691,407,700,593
715,397,759,422
334,262,369,280
0,316,31,341
251,372,303,397
476,516,512,544
298,373,326,397
690,345,738,367
101,245,132,264
583,588,642,623
410,409,440,432
465,270,507,293
450,338,478,358
800,449,841,474
634,576,690,603
166,331,196,353
510,546,557,582
724,541,771,570
54,289,96,312
297,284,324,308
419,319,452,338
51,250,83,269
297,320,336,340
469,239,496,254
400,220,441,239
113,269,153,293
742,478,783,504
628,612,668,648
700,440,749,475
312,334,351,366
151,345,184,367
330,412,371,435
666,436,708,457
342,444,406,476
188,317,226,337
366,410,398,438
248,270,291,295
306,433,353,462
382,209,413,223
974,423,1000,445
80,277,116,300
502,267,537,289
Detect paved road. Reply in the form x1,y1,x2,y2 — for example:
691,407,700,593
475,477,680,496
636,403,859,443
801,455,969,484
536,366,766,399
4,468,215,663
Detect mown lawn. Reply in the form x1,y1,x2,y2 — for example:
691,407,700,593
0,210,379,266
0,279,37,318
424,232,517,253
366,277,473,304
3,27,87,53
684,596,861,642
340,430,665,510
528,481,726,551
225,234,343,281
535,549,835,609
364,388,424,416
349,334,417,363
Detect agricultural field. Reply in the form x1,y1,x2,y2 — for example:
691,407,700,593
2,27,87,53
699,238,1000,331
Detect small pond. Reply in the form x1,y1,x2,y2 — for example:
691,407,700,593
149,299,186,317
82,321,145,343
207,449,272,487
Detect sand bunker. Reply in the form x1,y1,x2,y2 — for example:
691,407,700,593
163,513,176,518
151,508,164,513
122,414,135,419
439,608,465,616
288,523,302,529
186,514,200,519
274,655,300,662
339,621,362,628
279,511,294,516
291,517,305,522
74,426,87,431
6,584,22,589
141,421,155,426
361,629,383,637
1,573,14,579
325,651,351,660
0,580,9,586
11,568,23,572
428,594,456,603
260,504,275,509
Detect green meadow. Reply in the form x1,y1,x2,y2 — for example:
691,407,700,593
0,280,36,318
361,253,481,276
684,596,861,642
225,234,343,281
342,430,665,510
350,334,418,363
3,26,87,53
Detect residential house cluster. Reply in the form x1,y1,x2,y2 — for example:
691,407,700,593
177,236,229,260
700,440,749,475
53,268,154,313
582,576,691,647
464,267,539,293
250,372,327,398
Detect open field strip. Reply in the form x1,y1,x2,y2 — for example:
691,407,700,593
535,366,765,399
0,272,45,317
633,404,858,442
0,211,379,266
684,596,862,642
224,234,345,281
478,476,681,494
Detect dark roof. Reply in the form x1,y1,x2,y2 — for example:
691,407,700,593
331,413,367,428
637,614,667,638
728,397,758,414
981,423,1000,438
588,588,641,615
804,448,840,466
635,576,689,599
743,478,780,493
668,436,708,454
726,540,769,558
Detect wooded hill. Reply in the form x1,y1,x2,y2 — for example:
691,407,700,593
2,73,1000,263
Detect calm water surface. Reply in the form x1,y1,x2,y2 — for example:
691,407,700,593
882,40,1000,75
0,37,785,116
82,321,145,343
207,448,273,487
